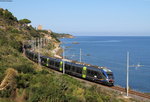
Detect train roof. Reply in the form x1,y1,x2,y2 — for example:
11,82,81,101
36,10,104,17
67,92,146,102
50,56,113,73
29,50,112,73
65,62,98,71
41,56,64,62
65,61,112,72
41,55,56,60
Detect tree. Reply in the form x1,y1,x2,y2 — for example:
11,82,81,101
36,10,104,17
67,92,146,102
19,19,31,25
2,9,17,21
0,8,4,15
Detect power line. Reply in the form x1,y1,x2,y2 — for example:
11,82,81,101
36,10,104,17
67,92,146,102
126,52,129,97
63,45,65,74
80,48,82,62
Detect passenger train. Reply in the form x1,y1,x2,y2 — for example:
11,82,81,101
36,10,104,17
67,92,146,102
25,49,114,86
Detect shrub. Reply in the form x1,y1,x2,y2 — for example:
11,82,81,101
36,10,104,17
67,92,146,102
11,28,20,33
19,19,31,24
14,64,36,74
16,74,31,88
38,69,49,74
2,9,17,21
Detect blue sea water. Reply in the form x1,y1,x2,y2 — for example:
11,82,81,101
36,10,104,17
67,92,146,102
60,36,150,93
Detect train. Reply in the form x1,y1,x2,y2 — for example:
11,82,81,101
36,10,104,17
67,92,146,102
25,49,114,86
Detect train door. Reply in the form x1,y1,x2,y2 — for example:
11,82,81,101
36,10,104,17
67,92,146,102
65,63,71,73
46,58,49,67
59,61,63,71
82,66,87,78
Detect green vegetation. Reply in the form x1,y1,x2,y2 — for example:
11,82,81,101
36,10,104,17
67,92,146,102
22,73,125,102
0,8,17,22
52,32,74,38
19,19,31,25
37,30,60,42
0,8,137,102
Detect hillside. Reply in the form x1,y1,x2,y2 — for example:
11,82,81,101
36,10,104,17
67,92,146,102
0,8,138,102
53,32,74,38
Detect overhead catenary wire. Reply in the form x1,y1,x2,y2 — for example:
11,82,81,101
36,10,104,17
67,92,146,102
64,48,150,71
65,50,125,65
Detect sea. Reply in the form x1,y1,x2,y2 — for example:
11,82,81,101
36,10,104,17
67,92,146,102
60,36,150,93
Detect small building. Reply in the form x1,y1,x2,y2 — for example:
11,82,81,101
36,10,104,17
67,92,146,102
37,25,42,30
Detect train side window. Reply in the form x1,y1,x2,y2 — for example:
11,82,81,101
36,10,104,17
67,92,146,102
55,62,59,67
87,69,90,76
65,65,70,70
53,61,55,65
65,64,68,70
50,61,53,65
41,57,43,61
48,59,51,65
44,58,47,63
54,61,56,65
55,61,59,66
65,64,71,70
76,67,82,74
90,71,94,76
90,70,93,76
93,71,98,76
50,60,54,65
97,73,102,79
89,71,97,77
72,66,76,71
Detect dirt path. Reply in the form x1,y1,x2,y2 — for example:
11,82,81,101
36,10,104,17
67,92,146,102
0,68,18,90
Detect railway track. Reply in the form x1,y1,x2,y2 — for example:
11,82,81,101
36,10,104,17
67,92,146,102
53,69,150,101
111,86,150,100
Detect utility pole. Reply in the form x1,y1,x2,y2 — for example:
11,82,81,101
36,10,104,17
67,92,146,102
35,38,37,49
45,38,47,44
41,38,43,48
80,48,82,62
38,38,41,66
63,46,65,74
22,41,25,55
34,38,36,50
31,38,34,50
32,39,34,51
43,38,45,47
126,52,129,97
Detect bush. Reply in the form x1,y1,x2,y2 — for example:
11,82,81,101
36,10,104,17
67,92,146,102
11,28,20,33
3,9,17,21
38,69,49,74
19,19,31,24
0,89,12,98
14,64,36,74
16,74,31,88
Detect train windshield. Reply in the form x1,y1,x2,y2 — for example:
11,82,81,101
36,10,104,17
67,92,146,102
107,73,114,79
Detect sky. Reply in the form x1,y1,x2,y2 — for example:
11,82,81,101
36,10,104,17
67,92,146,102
0,0,150,36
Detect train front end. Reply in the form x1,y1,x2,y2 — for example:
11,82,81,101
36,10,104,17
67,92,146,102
102,68,114,86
